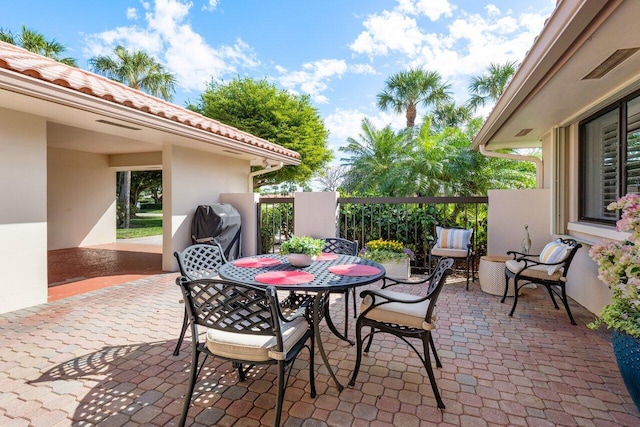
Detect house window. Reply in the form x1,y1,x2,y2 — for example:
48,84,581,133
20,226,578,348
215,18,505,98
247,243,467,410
580,92,640,223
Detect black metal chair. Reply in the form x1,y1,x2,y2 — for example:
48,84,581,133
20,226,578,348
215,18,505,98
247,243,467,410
173,243,227,356
429,227,475,290
503,238,582,325
322,238,359,340
176,277,316,427
349,257,454,410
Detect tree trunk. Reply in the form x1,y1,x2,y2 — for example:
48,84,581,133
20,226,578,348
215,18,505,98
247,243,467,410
123,171,131,228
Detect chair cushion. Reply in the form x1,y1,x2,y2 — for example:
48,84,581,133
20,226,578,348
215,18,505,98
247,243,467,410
435,227,472,250
506,259,564,281
430,247,469,258
539,240,571,274
205,315,308,362
360,289,434,330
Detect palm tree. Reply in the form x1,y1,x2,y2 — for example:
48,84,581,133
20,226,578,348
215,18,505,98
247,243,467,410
90,46,176,228
89,45,177,101
377,68,451,128
429,101,474,134
339,118,414,196
0,25,77,66
467,61,518,111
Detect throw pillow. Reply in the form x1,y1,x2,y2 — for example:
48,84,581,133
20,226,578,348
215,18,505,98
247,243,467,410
539,239,570,274
435,227,472,250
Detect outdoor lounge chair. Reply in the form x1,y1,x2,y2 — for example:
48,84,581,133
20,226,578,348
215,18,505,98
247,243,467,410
173,243,227,356
503,238,582,324
175,277,315,427
429,227,475,290
349,257,454,409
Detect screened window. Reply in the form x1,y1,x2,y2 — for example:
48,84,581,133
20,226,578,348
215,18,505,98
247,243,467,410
580,92,640,223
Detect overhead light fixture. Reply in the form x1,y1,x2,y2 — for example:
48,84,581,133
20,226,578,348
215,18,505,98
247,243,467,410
96,119,141,131
515,128,533,137
583,48,640,80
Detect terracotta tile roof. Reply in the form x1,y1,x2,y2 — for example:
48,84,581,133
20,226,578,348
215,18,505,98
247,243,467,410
0,42,300,161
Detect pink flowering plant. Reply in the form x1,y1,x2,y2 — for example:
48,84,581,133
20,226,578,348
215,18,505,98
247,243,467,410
588,193,640,337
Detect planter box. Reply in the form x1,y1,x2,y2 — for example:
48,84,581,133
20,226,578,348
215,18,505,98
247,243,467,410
380,259,410,280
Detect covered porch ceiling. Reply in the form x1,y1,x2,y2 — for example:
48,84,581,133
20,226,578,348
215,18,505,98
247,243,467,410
472,0,640,150
0,40,301,168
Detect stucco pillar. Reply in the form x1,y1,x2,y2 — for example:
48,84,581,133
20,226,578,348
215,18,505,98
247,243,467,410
293,192,339,238
221,193,260,256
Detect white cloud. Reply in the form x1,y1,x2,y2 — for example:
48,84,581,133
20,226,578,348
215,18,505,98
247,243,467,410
349,2,551,105
203,0,218,12
397,0,454,21
126,7,138,19
350,10,426,57
83,0,260,93
350,63,377,74
277,59,348,104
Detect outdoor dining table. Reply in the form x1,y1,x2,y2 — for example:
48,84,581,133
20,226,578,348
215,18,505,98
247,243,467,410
218,253,385,391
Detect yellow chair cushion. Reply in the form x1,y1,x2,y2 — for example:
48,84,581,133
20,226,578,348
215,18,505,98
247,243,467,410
205,315,308,362
360,289,435,330
506,259,564,281
430,247,469,258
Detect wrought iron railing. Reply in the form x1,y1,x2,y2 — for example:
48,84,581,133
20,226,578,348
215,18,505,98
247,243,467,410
258,197,294,254
337,196,488,272
258,195,489,273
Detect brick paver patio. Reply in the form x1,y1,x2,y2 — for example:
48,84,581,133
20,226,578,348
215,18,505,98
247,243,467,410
1,274,639,426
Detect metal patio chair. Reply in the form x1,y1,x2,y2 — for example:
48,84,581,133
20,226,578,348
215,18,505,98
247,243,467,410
503,238,582,324
175,277,315,427
349,257,454,409
173,243,227,356
322,237,359,339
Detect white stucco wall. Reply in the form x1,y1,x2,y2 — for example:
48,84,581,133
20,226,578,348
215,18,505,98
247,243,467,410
0,109,48,313
221,193,260,257
163,145,248,271
293,192,339,238
47,147,116,250
488,189,552,257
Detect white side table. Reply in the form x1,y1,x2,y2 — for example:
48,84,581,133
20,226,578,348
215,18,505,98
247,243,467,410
479,255,514,296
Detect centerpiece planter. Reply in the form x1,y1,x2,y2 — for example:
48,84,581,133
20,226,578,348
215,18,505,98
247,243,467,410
280,235,324,268
359,239,414,280
588,193,640,412
286,253,316,267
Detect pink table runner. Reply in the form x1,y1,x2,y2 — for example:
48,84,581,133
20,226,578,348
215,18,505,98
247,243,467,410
233,257,282,268
254,271,315,285
316,253,339,261
328,264,382,277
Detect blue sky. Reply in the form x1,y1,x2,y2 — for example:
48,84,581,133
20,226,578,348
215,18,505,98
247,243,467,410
4,0,555,160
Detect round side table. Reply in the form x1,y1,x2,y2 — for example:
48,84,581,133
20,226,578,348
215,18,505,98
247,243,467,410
479,255,513,296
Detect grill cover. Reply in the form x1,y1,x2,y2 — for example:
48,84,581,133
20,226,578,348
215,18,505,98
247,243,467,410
191,204,242,261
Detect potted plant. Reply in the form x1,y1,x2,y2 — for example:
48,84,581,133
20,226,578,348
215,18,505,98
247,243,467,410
359,238,414,279
588,193,640,411
280,235,324,267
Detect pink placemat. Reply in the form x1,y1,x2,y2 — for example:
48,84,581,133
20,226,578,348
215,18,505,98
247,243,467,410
316,253,339,261
254,271,315,285
233,257,282,268
328,264,381,277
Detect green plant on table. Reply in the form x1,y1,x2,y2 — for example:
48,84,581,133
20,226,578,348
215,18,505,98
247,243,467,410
358,238,415,263
280,235,324,257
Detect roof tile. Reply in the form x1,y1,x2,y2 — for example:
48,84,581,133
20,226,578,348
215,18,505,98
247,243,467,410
0,42,299,160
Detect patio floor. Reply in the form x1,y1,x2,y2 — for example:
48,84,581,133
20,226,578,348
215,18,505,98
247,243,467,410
1,273,639,426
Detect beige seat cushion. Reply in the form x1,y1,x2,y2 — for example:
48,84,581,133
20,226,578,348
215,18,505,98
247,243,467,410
505,259,564,281
205,315,308,362
360,289,434,330
431,247,468,258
